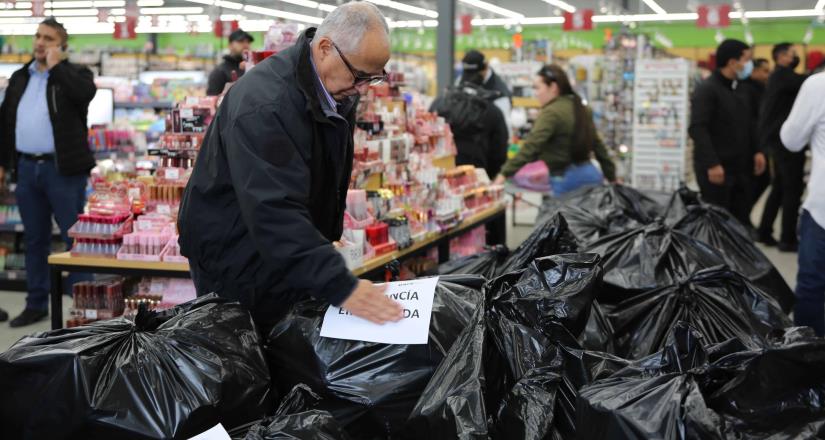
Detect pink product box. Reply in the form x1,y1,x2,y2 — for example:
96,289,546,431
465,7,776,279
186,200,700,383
117,233,171,261
161,235,188,263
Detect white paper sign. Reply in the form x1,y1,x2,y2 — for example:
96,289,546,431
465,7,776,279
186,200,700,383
320,277,439,345
188,424,231,440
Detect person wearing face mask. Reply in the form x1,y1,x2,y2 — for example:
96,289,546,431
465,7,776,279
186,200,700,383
493,65,616,196
756,43,809,252
179,2,403,328
206,29,254,96
689,39,767,230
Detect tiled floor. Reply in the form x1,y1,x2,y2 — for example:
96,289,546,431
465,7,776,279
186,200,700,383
0,197,801,351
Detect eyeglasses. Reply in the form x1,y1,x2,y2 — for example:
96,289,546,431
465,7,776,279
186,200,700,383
331,41,387,87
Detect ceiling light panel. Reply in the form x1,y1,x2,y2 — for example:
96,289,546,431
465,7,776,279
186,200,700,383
459,0,524,19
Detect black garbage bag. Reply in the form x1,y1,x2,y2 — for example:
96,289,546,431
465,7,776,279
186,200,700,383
707,327,825,438
583,219,727,304
609,266,791,359
438,244,509,278
230,385,350,440
669,197,795,313
0,294,272,440
536,184,665,246
404,306,503,440
493,213,578,277
266,275,485,439
577,322,726,440
663,184,703,223
579,300,616,353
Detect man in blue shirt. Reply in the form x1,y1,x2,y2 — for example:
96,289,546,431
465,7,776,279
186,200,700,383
0,18,96,327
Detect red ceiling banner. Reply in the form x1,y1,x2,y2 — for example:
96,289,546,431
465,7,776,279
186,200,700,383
563,9,593,32
114,17,137,40
697,4,731,28
214,20,239,38
457,14,473,35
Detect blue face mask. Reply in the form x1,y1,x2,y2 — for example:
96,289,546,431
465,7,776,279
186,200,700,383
737,59,753,80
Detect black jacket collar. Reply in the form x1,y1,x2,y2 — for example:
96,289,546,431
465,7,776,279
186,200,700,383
712,69,737,90
292,28,357,124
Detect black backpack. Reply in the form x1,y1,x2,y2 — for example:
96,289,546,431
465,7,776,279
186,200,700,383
432,83,501,135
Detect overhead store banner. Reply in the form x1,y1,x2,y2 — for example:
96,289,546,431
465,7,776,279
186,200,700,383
563,9,593,32
697,4,731,28
31,0,44,17
456,14,472,35
214,20,239,38
631,58,689,192
114,17,137,40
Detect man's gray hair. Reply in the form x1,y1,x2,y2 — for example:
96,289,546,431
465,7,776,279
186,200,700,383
315,1,389,54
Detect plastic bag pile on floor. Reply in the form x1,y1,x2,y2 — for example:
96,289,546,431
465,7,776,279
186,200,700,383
0,183,816,440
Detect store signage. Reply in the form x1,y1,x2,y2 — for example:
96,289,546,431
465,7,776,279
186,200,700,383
114,17,137,40
213,20,239,38
697,4,731,28
31,0,44,17
456,14,472,35
97,9,109,23
320,277,439,345
563,9,593,31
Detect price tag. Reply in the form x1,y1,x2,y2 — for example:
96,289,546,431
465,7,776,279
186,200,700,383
14,224,24,232
85,309,98,320
157,204,172,215
180,108,194,119
137,219,153,231
165,168,180,180
128,188,141,200
6,271,17,280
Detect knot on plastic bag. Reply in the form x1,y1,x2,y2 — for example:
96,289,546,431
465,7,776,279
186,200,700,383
133,303,161,332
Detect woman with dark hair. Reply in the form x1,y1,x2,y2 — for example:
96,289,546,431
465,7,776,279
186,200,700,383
494,64,616,196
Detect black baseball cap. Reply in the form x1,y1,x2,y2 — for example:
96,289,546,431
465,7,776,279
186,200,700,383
228,29,254,43
462,49,486,74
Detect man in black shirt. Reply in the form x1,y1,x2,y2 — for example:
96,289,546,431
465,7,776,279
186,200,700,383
206,29,253,96
756,43,808,251
689,39,767,229
746,58,771,212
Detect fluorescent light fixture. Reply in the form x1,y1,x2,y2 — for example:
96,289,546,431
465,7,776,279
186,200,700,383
593,12,697,22
732,9,822,19
0,10,33,17
215,0,243,10
459,0,524,19
39,0,162,7
367,0,438,18
139,6,203,14
641,0,667,15
540,0,575,13
49,8,99,15
243,4,323,24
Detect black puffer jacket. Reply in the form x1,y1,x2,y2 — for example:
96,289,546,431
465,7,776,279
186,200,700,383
0,59,96,177
178,28,357,326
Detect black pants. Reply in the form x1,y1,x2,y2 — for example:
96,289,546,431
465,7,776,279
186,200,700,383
758,149,806,243
696,165,754,228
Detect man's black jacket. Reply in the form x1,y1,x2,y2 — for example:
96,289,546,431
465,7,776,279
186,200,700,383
689,70,759,171
206,54,244,96
178,28,357,324
758,65,807,153
0,59,96,177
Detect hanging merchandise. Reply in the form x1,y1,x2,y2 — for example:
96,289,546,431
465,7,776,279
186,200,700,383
583,219,727,304
536,184,666,247
265,275,485,438
666,188,795,312
631,59,689,192
608,266,791,359
0,295,273,440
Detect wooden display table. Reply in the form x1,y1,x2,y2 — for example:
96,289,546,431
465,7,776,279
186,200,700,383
46,204,506,329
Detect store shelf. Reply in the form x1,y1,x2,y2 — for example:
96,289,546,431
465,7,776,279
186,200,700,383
48,252,190,273
351,203,506,277
0,269,26,280
115,101,175,110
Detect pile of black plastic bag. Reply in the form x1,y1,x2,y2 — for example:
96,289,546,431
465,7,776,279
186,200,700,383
1,184,821,440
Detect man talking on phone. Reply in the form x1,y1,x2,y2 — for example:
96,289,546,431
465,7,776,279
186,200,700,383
0,18,96,327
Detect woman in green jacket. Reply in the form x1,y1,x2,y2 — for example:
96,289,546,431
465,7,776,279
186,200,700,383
493,64,616,196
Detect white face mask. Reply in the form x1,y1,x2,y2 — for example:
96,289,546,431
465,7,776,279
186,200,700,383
737,59,754,80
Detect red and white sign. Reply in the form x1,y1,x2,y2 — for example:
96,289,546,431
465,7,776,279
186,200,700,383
31,0,44,17
456,14,472,35
213,20,239,38
563,9,593,32
114,17,137,40
697,4,731,28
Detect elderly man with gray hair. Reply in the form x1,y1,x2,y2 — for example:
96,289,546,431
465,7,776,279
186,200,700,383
178,2,402,327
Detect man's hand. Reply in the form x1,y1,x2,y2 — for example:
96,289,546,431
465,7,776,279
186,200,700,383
707,164,725,185
754,152,767,176
493,174,506,185
46,47,66,70
341,280,403,325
